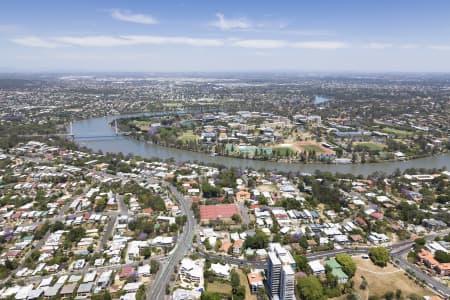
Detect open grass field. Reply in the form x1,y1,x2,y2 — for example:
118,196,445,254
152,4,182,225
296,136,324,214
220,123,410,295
236,269,257,300
381,127,414,137
352,257,434,299
272,144,298,157
207,281,232,295
354,142,386,151
293,141,335,155
177,130,199,143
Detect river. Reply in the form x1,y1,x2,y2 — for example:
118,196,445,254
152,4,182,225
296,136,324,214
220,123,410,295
72,114,450,176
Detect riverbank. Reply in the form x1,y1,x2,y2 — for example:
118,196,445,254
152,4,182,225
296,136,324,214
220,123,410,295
116,112,448,167
71,114,450,177
120,129,444,166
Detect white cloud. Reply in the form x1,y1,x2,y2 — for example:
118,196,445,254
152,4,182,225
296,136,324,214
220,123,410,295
232,39,348,49
293,41,348,49
428,45,450,50
124,35,224,47
111,9,158,25
11,36,60,48
15,35,223,48
54,36,134,47
365,43,393,49
11,34,348,50
211,13,251,30
232,39,287,49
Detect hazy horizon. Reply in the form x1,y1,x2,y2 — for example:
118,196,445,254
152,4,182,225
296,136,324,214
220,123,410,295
3,0,450,72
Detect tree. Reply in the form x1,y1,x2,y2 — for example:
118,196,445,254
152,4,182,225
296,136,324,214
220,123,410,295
66,227,86,243
136,285,146,300
434,250,450,263
297,275,326,300
369,247,390,266
204,238,212,250
231,213,241,223
51,221,65,232
34,222,50,240
395,289,402,300
231,270,240,290
244,230,269,249
384,291,394,300
336,253,356,277
142,248,151,258
293,253,308,272
299,236,309,250
150,259,159,274
202,182,221,198
92,291,112,300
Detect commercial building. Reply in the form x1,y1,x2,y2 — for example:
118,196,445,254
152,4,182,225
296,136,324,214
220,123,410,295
267,243,296,300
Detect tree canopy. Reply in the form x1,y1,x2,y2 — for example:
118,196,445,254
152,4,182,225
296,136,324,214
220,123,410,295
244,230,269,249
297,275,326,300
369,247,390,267
335,254,356,277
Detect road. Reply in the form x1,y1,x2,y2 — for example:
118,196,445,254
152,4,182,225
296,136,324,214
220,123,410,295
390,229,450,298
197,231,450,298
146,183,196,300
237,201,251,225
97,215,117,252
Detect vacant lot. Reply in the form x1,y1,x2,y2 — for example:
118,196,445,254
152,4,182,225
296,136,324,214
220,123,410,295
236,269,257,300
353,257,433,299
207,280,232,295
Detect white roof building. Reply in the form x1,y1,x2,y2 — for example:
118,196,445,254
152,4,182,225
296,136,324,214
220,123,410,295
210,263,231,278
308,260,325,275
180,258,204,283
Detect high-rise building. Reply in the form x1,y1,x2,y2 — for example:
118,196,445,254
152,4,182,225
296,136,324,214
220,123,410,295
267,251,281,297
280,265,295,300
267,243,296,300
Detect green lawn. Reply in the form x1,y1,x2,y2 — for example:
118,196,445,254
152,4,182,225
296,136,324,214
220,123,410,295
272,146,297,157
177,130,199,142
381,127,413,137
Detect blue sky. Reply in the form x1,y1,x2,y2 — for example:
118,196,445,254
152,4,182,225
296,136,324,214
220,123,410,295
2,0,450,72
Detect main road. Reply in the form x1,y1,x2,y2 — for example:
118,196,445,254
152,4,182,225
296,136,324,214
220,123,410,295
390,229,450,298
197,230,450,298
146,183,196,300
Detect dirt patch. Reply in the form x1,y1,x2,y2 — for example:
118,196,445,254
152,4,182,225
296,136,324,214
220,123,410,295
207,281,232,295
352,257,435,299
293,141,335,155
256,185,276,192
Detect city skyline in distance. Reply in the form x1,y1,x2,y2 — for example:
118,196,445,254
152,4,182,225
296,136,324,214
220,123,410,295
3,0,450,72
